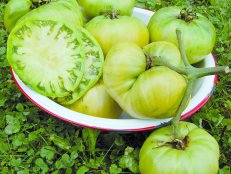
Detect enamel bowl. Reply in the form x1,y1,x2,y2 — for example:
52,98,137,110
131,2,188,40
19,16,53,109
11,8,217,132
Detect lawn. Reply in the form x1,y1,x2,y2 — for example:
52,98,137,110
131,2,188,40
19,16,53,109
0,0,230,173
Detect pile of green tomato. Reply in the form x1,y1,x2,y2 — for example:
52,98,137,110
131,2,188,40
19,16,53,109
5,0,227,173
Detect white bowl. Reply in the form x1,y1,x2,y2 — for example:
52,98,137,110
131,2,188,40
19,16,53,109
11,8,217,132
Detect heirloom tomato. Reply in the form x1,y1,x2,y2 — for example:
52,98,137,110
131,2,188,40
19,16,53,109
69,79,122,118
85,14,149,55
148,6,216,64
139,121,220,174
103,42,186,119
4,0,32,32
77,0,135,20
7,0,104,100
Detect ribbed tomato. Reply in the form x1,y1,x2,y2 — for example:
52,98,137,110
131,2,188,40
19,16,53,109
139,121,220,174
85,14,149,55
148,6,216,64
103,42,186,119
78,0,135,20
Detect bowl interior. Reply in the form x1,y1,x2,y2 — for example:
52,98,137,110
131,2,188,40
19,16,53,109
11,8,217,132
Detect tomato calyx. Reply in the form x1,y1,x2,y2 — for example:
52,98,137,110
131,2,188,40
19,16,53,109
31,0,52,9
177,7,198,23
145,55,154,70
145,54,164,70
168,137,189,150
154,136,189,150
100,10,119,19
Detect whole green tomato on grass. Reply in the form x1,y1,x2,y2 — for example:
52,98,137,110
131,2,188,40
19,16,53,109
148,6,216,64
4,0,32,32
139,121,220,174
85,13,149,55
77,0,135,20
69,79,122,118
103,42,186,119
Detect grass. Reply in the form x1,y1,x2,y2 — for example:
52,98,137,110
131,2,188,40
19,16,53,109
0,0,230,173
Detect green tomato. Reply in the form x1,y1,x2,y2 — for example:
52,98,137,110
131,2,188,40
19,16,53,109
77,0,135,20
103,42,187,119
139,121,220,174
85,14,149,55
143,41,184,68
18,0,84,28
4,0,32,32
69,79,122,118
148,6,216,64
7,0,104,99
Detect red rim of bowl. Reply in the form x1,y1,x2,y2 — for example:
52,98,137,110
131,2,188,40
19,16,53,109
10,58,217,132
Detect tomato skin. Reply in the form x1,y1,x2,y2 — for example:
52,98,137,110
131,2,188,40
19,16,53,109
143,41,184,68
139,121,220,174
148,6,216,64
103,42,186,119
77,0,135,20
69,80,122,119
85,15,149,55
4,0,32,32
17,0,84,28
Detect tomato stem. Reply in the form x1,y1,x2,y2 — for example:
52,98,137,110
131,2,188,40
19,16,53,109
189,66,230,79
148,29,229,140
154,57,187,75
172,80,194,139
170,29,229,139
176,29,194,68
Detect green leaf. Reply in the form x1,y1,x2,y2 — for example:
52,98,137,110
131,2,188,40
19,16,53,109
16,103,24,112
115,136,125,147
5,115,21,135
28,128,45,142
216,47,225,53
12,133,26,148
225,100,231,110
1,167,10,174
0,98,7,106
82,128,100,155
50,134,71,151
55,154,75,169
219,166,230,174
35,158,49,173
0,141,9,153
40,146,55,161
11,158,22,167
76,166,89,174
0,46,6,56
119,147,140,173
109,164,122,174
70,151,78,160
17,169,30,174
228,137,231,146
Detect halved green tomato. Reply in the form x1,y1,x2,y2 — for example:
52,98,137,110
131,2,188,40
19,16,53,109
56,31,104,105
7,19,103,98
